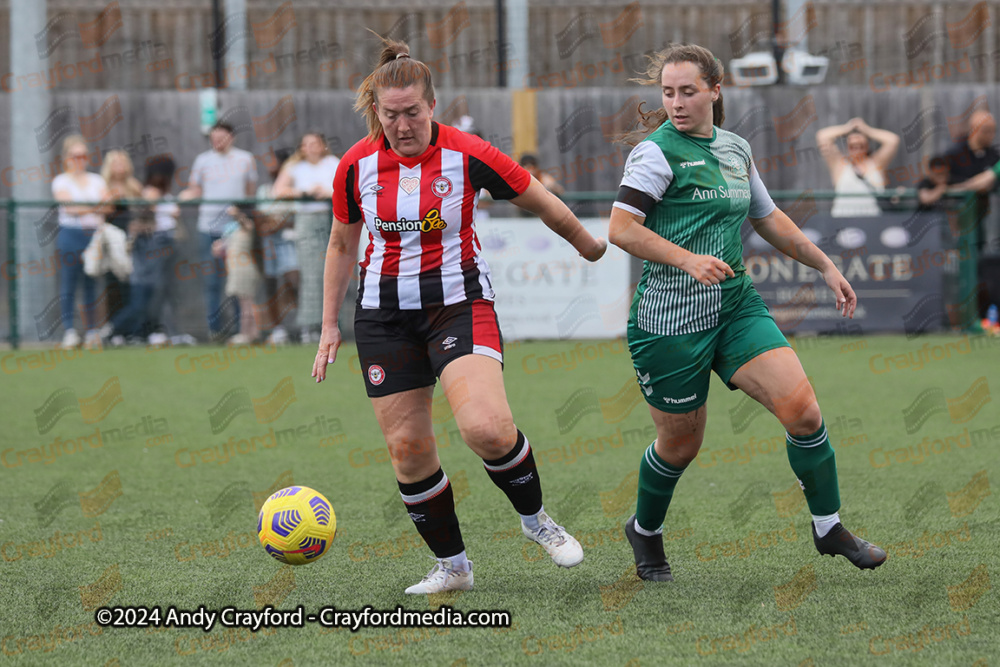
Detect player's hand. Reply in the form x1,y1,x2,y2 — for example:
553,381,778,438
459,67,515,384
681,253,735,286
312,326,342,383
822,266,857,318
581,237,608,262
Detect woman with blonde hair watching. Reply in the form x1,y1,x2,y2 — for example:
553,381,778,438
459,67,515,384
273,132,339,343
52,135,108,348
100,150,144,325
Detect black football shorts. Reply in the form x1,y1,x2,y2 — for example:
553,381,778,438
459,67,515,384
353,298,504,398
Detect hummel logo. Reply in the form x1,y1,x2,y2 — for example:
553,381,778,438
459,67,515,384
442,336,458,350
511,473,534,485
679,159,706,169
408,512,425,522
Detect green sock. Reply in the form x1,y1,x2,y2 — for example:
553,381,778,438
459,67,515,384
635,442,686,534
785,421,841,516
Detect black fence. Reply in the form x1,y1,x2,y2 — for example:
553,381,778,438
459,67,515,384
0,190,989,350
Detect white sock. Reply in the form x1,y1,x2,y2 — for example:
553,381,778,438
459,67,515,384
634,522,663,537
812,512,841,538
519,505,546,532
445,550,470,572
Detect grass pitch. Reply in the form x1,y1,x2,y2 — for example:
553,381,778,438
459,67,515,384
1,334,998,666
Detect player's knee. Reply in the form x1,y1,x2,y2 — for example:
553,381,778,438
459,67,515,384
460,414,516,457
387,433,438,478
773,379,819,428
785,401,823,435
655,432,702,467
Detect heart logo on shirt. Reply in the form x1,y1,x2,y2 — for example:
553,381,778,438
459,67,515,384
399,177,420,195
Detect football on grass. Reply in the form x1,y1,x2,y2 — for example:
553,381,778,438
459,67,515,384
257,486,337,565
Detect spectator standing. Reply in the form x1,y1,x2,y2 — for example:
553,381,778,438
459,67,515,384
179,122,258,340
100,150,143,327
101,157,181,345
944,110,998,250
141,157,188,345
256,148,299,345
52,135,109,348
816,118,900,218
216,205,264,345
273,132,339,343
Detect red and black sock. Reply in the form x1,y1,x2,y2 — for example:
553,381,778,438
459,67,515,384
397,468,464,559
482,430,543,516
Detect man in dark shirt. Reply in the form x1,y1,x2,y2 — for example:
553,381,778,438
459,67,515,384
945,111,998,241
946,111,998,324
946,110,998,181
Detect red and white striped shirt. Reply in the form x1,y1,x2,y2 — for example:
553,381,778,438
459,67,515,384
333,122,531,310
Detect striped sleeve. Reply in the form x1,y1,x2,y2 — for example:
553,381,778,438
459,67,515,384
613,141,673,217
332,155,362,224
466,137,531,200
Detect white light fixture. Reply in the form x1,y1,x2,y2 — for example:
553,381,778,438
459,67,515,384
782,50,829,85
729,52,779,87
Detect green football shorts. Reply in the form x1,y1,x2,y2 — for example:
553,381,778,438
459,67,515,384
628,278,791,413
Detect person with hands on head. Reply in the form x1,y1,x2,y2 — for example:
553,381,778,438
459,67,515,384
609,44,885,583
311,36,607,595
816,116,900,218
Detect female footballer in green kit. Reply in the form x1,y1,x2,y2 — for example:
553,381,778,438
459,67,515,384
609,44,886,581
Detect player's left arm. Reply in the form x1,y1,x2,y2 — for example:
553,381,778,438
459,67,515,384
511,178,607,261
745,164,855,318
466,136,606,261
749,208,855,318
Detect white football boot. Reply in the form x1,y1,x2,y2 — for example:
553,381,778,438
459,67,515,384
404,558,474,595
522,511,584,568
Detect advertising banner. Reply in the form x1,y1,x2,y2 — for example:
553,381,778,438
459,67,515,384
475,217,630,340
743,210,951,334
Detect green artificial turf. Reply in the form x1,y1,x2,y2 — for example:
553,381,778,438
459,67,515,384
0,334,997,666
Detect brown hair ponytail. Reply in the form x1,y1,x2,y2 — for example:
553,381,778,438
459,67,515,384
353,34,436,142
617,44,725,146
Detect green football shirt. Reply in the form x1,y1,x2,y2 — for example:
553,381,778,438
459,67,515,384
614,120,776,335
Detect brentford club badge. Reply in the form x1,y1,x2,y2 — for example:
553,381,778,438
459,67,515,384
368,365,385,385
432,176,453,197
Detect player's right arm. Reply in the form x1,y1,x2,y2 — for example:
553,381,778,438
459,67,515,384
312,218,363,382
609,208,732,286
313,152,365,382
608,141,733,286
